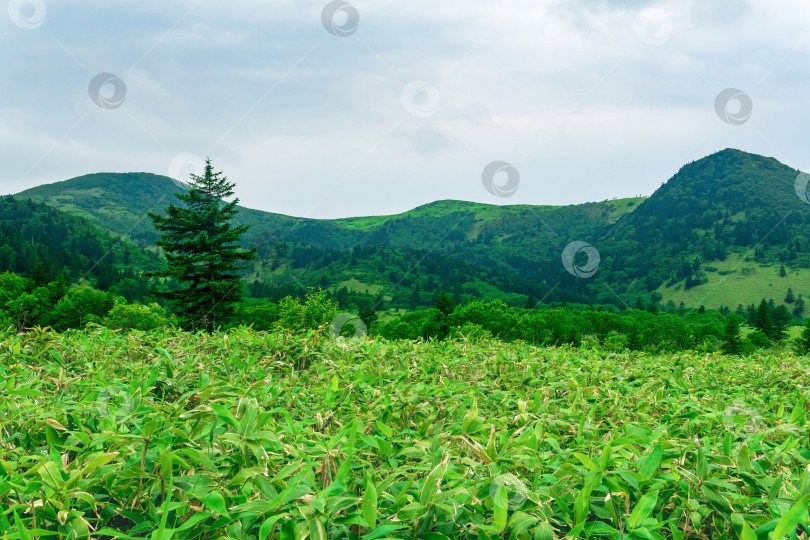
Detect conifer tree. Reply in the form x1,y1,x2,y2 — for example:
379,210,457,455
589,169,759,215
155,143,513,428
772,305,790,342
721,315,743,355
794,295,805,317
626,325,643,351
434,291,455,339
794,318,810,356
754,299,773,340
359,304,378,331
147,159,256,331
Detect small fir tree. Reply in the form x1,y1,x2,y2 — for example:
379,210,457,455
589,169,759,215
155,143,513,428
721,315,743,355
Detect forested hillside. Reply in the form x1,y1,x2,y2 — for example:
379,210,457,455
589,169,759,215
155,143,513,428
16,149,810,311
0,196,160,297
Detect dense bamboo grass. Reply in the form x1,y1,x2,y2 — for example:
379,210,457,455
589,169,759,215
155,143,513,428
1,326,809,538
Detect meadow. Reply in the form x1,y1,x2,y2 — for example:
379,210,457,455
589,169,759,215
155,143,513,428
2,326,810,539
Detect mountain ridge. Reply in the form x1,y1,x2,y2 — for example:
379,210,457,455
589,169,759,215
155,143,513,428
15,148,810,312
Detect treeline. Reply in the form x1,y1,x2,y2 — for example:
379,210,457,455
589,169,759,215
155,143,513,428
374,293,809,354
373,295,727,352
4,268,809,357
0,270,342,335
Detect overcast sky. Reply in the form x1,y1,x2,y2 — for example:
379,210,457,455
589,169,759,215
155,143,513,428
1,0,808,218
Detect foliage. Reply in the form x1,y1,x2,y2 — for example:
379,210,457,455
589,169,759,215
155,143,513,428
148,159,256,331
720,315,743,355
238,302,281,331
103,300,171,332
2,327,810,538
275,288,339,334
358,304,378,331
0,196,158,296
378,300,726,352
794,318,810,356
49,286,115,330
747,330,771,351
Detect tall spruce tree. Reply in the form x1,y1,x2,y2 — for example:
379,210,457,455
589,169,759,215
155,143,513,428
147,159,256,331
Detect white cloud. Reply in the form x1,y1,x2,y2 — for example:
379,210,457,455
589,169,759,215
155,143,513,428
0,0,808,216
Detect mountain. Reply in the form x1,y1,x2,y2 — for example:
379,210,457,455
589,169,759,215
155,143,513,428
16,149,810,312
590,149,810,309
18,173,642,309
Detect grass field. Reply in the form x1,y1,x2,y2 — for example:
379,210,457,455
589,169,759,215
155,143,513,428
658,253,810,310
2,326,810,538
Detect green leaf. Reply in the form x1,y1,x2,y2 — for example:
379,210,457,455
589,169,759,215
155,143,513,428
737,444,752,473
573,452,600,472
790,399,806,426
362,524,408,540
534,522,554,540
462,406,484,434
308,517,327,540
203,492,230,518
740,522,757,540
772,494,810,539
258,514,289,540
599,440,612,471
397,501,428,522
362,474,378,531
696,447,708,481
238,401,258,438
12,512,32,540
375,419,393,438
629,490,658,529
154,472,173,540
639,444,662,479
493,482,508,531
210,404,239,430
508,511,538,536
574,473,601,525
419,458,449,506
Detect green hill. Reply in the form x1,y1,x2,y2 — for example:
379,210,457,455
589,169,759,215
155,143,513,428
16,149,810,311
589,149,810,308
18,173,643,309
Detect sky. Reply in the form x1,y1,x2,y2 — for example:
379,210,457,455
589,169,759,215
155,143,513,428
0,0,808,218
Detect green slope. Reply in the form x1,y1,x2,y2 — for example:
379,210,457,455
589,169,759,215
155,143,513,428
18,173,643,308
16,148,810,311
657,254,810,310
588,148,810,307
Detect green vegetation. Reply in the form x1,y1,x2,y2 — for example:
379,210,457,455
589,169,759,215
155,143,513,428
17,149,810,313
148,160,256,331
0,196,159,298
6,146,810,537
3,326,810,538
657,254,810,311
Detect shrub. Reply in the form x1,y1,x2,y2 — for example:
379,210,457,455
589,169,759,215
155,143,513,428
238,302,281,331
451,322,493,343
103,301,170,332
276,289,339,333
603,330,629,351
746,330,770,350
50,287,114,330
